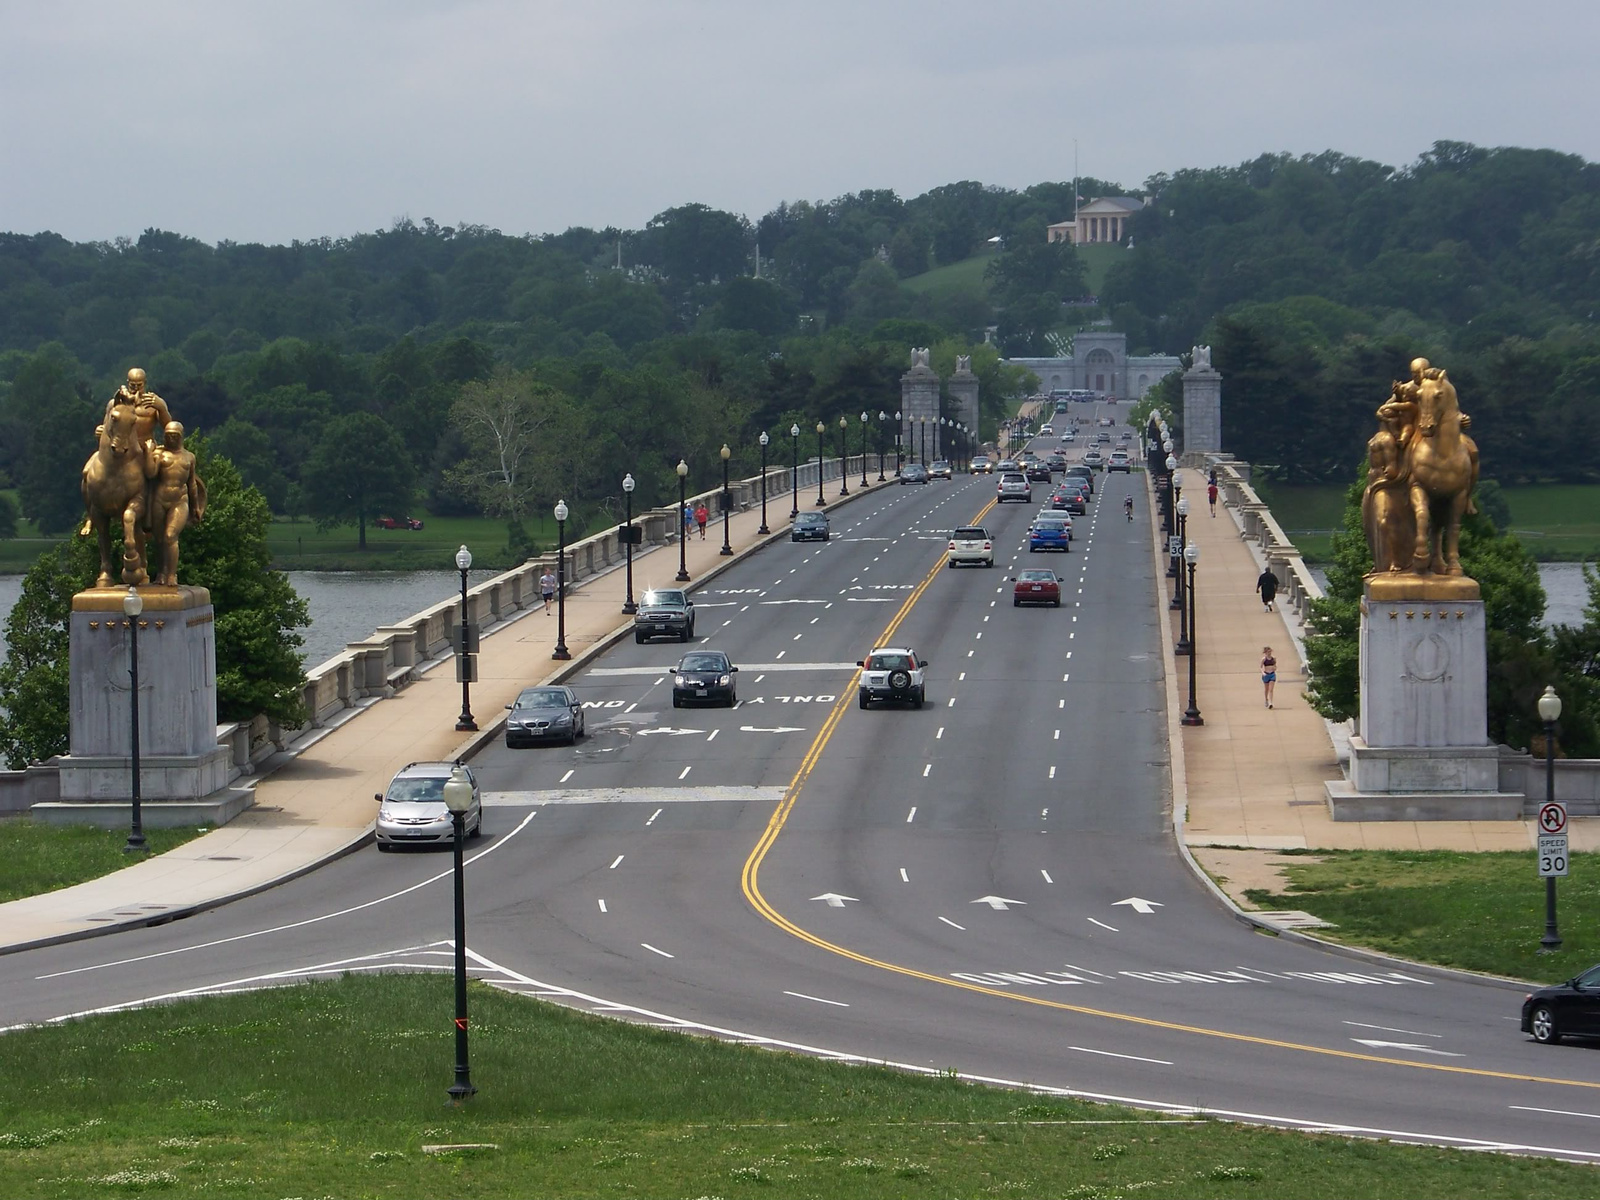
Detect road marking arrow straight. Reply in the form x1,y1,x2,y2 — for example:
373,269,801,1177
1112,898,1164,914
1350,1039,1465,1057
811,893,859,907
637,727,705,737
740,725,806,734
971,896,1027,910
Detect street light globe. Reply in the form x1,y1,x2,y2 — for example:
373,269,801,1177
1163,439,1174,454
1539,685,1563,723
676,459,689,478
759,430,769,447
1185,541,1201,564
1166,454,1178,473
816,421,825,434
839,415,848,430
790,423,799,437
860,411,868,423
895,410,902,421
442,765,473,814
623,473,636,493
720,444,731,461
455,545,472,572
879,410,887,421
1177,496,1189,516
554,499,569,522
123,586,142,618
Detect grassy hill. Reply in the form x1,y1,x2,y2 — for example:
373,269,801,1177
901,241,1125,300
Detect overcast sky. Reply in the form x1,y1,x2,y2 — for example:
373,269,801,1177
4,1,1595,247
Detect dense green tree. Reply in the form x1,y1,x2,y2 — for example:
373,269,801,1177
0,538,86,766
985,240,1088,307
302,413,417,549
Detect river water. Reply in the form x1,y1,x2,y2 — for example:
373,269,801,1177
0,564,1591,669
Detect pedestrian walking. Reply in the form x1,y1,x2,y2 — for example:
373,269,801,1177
1261,646,1278,709
682,502,693,538
1255,567,1278,613
1207,481,1218,516
694,503,709,540
539,568,557,615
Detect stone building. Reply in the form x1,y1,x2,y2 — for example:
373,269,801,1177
1006,331,1179,401
1046,196,1147,246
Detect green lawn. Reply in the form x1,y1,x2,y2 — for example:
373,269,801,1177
899,252,997,295
1,973,1594,1199
1503,485,1600,559
0,820,211,903
262,510,581,572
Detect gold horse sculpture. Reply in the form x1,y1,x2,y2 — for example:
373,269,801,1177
1406,365,1479,577
80,399,152,586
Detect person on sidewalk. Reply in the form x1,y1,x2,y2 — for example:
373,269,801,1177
539,569,557,615
683,503,694,539
695,503,709,540
1261,646,1278,708
1207,481,1218,516
1255,567,1279,612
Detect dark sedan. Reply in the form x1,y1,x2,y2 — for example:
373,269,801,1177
505,685,585,747
1523,964,1600,1043
792,512,830,541
673,650,738,707
899,464,930,485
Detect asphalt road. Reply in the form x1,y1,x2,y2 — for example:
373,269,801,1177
6,404,1600,1160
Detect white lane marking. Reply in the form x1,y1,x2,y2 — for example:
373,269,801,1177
740,605,750,612
641,943,674,958
754,674,765,682
1054,729,1060,740
1087,917,1120,932
1062,673,1069,681
947,698,955,707
967,650,974,658
906,807,917,823
784,990,850,1007
625,701,638,713
793,633,803,640
1351,1039,1465,1057
678,766,692,780
33,811,543,982
940,916,966,930
1510,1106,1600,1120
560,769,575,783
646,808,663,826
1048,766,1056,779
975,632,982,640
722,619,732,626
1041,808,1049,818
706,729,719,743
936,727,944,739
1058,699,1064,709
1041,869,1054,883
900,868,909,882
609,855,624,869
1344,1021,1443,1039
1071,1046,1173,1066
776,650,786,659
598,899,607,912
922,764,931,777
983,615,990,622
958,671,966,681
1066,651,1072,659
810,617,820,624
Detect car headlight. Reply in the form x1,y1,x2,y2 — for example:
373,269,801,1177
676,675,687,686
719,674,731,686
553,712,572,725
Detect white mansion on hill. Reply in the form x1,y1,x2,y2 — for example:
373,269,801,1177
1006,331,1179,401
1046,196,1147,246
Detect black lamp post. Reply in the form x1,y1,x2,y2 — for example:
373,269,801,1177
859,411,869,487
894,410,903,473
1165,452,1179,578
838,416,850,496
814,422,826,506
122,586,147,853
454,546,476,730
719,444,733,556
789,424,800,519
552,500,571,660
1181,542,1203,726
675,460,691,581
621,473,637,614
1539,685,1564,952
443,765,477,1104
1172,496,1189,623
877,411,888,480
919,416,927,465
757,431,770,534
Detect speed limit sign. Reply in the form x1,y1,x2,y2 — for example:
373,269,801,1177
1539,802,1569,878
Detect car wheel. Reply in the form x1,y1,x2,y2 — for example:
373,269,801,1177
1530,1005,1561,1044
914,687,926,708
1053,598,1061,607
377,842,392,853
567,728,578,746
727,692,737,708
985,559,993,568
858,691,869,708
577,715,586,739
946,560,955,569
470,815,483,838
672,694,682,708
681,628,691,642
1013,597,1021,607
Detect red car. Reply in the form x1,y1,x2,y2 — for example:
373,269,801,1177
1012,569,1063,607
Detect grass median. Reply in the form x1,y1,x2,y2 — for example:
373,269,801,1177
0,820,211,904
1244,849,1600,983
2,973,1597,1199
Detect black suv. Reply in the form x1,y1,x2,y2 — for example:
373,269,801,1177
634,588,696,643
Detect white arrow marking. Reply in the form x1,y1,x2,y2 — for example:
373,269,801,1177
760,599,830,605
811,892,859,907
1112,897,1164,914
970,895,1027,910
1350,1039,1465,1057
637,727,705,737
846,597,896,602
740,725,805,734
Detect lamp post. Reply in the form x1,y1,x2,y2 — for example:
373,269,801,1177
1165,452,1179,578
837,416,850,496
877,411,888,480
442,765,477,1104
552,500,571,659
859,411,869,487
919,415,927,465
815,421,826,506
1181,542,1203,726
789,424,800,519
718,444,734,555
1172,495,1189,621
454,546,476,730
1539,685,1564,952
894,410,903,473
122,586,146,853
675,460,691,581
757,431,770,534
621,473,638,614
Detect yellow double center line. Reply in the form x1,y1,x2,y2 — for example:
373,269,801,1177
739,494,1599,1091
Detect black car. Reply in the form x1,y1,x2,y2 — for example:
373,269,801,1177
673,650,737,707
1063,465,1095,495
1522,964,1600,1043
1025,461,1053,482
634,588,696,643
504,685,585,747
899,464,930,484
792,512,830,542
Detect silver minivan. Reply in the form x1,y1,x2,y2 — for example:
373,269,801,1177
375,761,481,850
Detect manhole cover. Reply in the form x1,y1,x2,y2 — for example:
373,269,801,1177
201,855,244,861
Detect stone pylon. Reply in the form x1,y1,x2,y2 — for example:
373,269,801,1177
1182,345,1222,456
948,356,979,453
899,348,940,463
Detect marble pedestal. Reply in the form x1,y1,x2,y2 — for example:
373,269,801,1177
1325,580,1521,821
39,586,248,828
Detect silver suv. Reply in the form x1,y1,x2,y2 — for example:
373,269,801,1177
634,588,696,643
375,761,481,850
856,647,930,708
997,472,1032,503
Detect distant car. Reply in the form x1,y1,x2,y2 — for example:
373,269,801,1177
996,459,1020,473
928,460,953,480
1061,431,1077,443
375,761,481,850
634,588,696,643
1028,518,1072,553
1096,432,1113,444
1045,454,1068,472
947,525,994,568
673,649,738,707
1108,450,1132,473
1523,964,1600,1044
1054,486,1087,515
856,646,930,708
899,463,930,485
1083,450,1105,470
971,456,995,474
1012,569,1064,607
505,685,585,747
1063,465,1095,495
997,472,1032,503
792,512,830,542
1039,423,1055,436
1025,461,1052,482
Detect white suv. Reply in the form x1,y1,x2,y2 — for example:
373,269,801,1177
947,526,994,568
856,647,930,709
997,472,1032,503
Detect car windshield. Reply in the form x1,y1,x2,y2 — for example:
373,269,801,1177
868,653,912,670
795,514,826,525
680,653,728,671
387,777,446,803
1034,520,1066,530
515,688,569,708
954,527,988,539
641,591,686,608
1019,570,1056,582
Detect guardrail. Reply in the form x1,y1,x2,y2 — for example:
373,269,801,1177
1204,454,1323,619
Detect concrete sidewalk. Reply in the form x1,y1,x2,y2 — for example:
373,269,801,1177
0,479,875,953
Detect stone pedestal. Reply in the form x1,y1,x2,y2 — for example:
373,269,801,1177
1182,348,1222,455
40,585,247,828
1325,580,1522,821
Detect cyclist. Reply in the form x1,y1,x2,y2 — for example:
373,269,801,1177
1123,495,1134,521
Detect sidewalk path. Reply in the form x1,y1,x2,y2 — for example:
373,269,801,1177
0,484,868,953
